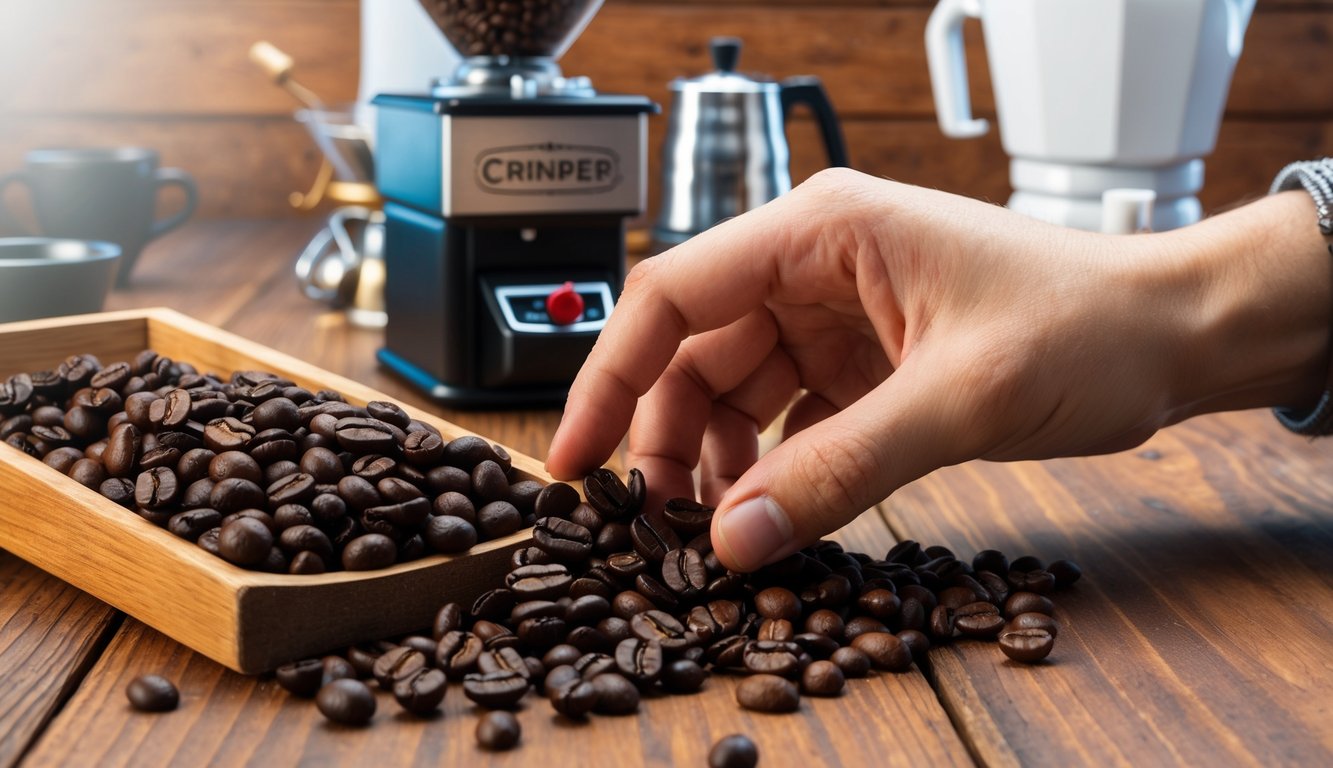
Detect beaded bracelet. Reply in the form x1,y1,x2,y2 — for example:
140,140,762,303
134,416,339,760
1270,158,1333,435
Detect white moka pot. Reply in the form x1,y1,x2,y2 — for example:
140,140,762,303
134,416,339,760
926,0,1256,231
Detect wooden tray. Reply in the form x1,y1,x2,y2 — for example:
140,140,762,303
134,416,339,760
0,308,539,674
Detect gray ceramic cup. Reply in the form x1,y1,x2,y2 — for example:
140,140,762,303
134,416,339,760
0,238,122,324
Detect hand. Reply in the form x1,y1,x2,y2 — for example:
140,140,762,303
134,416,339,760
547,169,1330,571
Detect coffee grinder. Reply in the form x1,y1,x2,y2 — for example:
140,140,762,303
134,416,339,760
372,0,655,407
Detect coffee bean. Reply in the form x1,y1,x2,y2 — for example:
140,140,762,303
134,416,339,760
463,670,530,709
268,472,317,507
507,563,572,601
829,646,872,678
209,477,265,513
998,627,1055,663
424,514,478,554
736,674,799,713
103,423,141,477
209,451,261,484
583,467,636,520
757,619,795,643
1008,568,1057,595
754,587,802,622
432,602,464,639
660,658,708,694
372,646,428,689
629,511,681,562
341,533,397,571
203,417,254,453
168,508,222,542
549,677,597,719
435,631,484,674
316,678,376,725
709,734,759,768
850,632,913,672
99,477,137,508
472,588,517,622
544,663,581,696
743,640,801,677
335,417,398,453
475,710,521,751
477,500,523,538
955,601,1006,638
276,658,325,697
533,481,580,520
629,609,690,650
590,672,640,715
661,497,713,536
1006,612,1059,638
614,637,664,684
1004,591,1054,619
801,659,845,696
126,674,179,712
929,604,956,641
897,629,932,664
393,667,447,715
661,547,707,597
533,516,593,562
804,608,845,641
471,459,510,503
217,517,273,566
1047,559,1082,588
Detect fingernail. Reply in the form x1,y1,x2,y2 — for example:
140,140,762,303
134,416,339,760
716,496,793,571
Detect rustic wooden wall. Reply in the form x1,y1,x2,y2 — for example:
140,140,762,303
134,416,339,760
0,0,1328,223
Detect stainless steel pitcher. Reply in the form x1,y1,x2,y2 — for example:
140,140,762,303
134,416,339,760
652,37,848,246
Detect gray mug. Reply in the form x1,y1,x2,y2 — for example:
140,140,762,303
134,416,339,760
0,238,122,324
0,147,197,287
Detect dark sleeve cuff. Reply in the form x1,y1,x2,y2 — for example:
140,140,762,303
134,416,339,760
1275,391,1333,436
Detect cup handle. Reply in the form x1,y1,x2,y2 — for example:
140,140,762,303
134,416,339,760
780,77,849,169
149,167,198,239
925,0,990,139
0,171,32,235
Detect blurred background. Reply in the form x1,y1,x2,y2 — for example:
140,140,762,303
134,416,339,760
0,0,1325,226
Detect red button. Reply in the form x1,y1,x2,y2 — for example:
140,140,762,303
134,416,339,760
546,281,585,325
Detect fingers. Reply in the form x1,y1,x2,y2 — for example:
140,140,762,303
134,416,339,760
546,171,871,480
711,348,977,572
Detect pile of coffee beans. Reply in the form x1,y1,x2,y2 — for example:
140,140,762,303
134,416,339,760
264,467,1079,753
0,353,543,574
419,0,600,58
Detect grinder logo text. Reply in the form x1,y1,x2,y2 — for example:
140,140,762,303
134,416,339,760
475,143,622,196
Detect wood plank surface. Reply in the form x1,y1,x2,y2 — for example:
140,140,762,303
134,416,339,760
0,553,119,768
885,411,1333,765
23,504,973,767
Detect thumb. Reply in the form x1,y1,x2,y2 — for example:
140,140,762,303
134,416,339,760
710,353,977,572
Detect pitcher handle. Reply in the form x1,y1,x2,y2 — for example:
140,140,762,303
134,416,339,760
780,77,849,168
149,167,198,239
925,0,990,139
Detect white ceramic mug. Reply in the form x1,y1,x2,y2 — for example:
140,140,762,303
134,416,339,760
926,0,1256,230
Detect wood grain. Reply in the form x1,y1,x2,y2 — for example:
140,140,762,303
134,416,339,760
885,411,1333,765
22,508,975,768
0,553,119,768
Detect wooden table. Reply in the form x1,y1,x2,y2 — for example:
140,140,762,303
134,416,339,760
2,220,1331,767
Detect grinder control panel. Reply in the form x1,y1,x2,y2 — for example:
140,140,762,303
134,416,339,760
492,281,614,333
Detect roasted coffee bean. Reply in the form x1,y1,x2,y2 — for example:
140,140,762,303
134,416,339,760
549,677,597,719
475,710,521,751
320,655,357,685
99,477,137,507
436,631,484,674
929,604,957,641
268,472,317,507
705,635,749,670
439,435,496,469
661,547,708,597
533,480,580,520
424,514,478,554
298,446,342,484
829,646,872,678
336,475,381,513
506,563,572,601
955,601,1006,638
463,670,530,709
543,663,581,697
804,609,845,641
851,632,913,672
289,550,326,574
146,388,192,429
895,598,927,634
658,658,708,694
754,587,802,622
939,585,979,610
999,627,1055,663
251,397,300,432
432,603,464,640
661,497,713,536
801,659,845,696
276,658,325,697
473,619,518,650
125,674,179,712
976,570,1011,606
594,521,632,556
1005,591,1054,619
687,600,742,642
66,458,105,489
168,508,222,541
564,594,612,625
103,423,141,477
309,493,347,524
736,674,799,713
471,459,510,504
516,616,566,652
372,646,428,689
217,517,274,566
1008,568,1057,595
542,645,583,672
399,430,444,467
629,609,690,650
399,635,438,659
584,467,635,520
393,667,447,715
273,503,314,530
130,466,177,510
62,406,102,441
477,646,530,680
507,478,542,515
614,637,664,685
42,445,83,474
316,678,376,725
629,511,681,562
758,619,795,643
1006,612,1059,638
477,500,523,538
1047,559,1082,588
597,616,633,646
792,632,840,660
335,417,398,453
203,417,254,453
568,502,605,534
471,588,517,622
634,573,679,611
209,477,265,513
590,672,639,715
278,524,334,562
249,428,299,464
89,361,130,391
744,640,801,677
139,446,181,471
709,734,759,768
533,516,593,562
341,533,397,571
376,476,422,504
897,629,932,664
196,527,222,557
573,652,618,681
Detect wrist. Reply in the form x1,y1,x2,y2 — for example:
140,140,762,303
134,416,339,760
1152,192,1331,420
